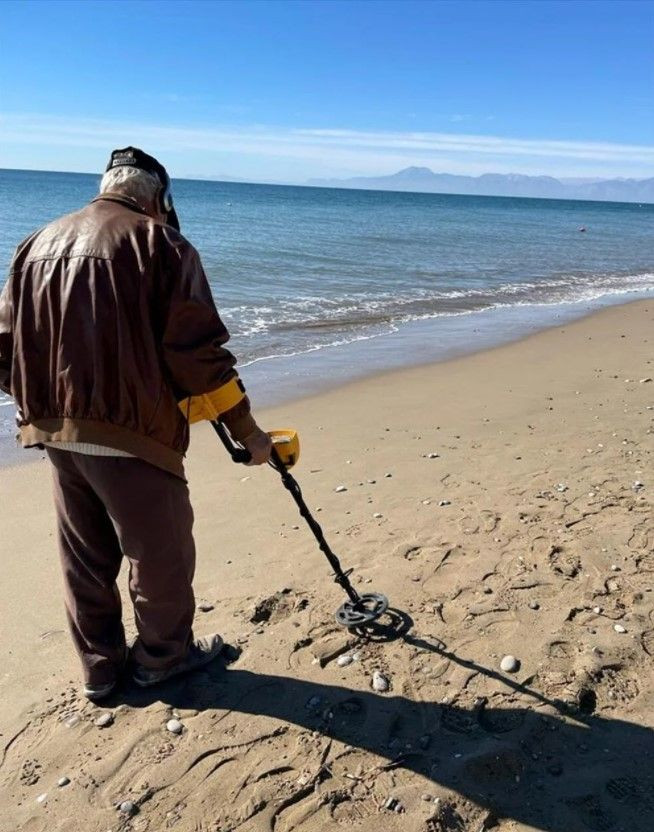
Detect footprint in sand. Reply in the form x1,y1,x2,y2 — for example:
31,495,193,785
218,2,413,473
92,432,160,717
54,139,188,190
440,706,478,735
19,758,42,786
547,640,575,660
458,510,500,535
476,703,525,734
249,589,301,625
402,544,423,560
641,629,654,657
547,544,582,578
594,667,640,707
463,747,523,790
565,793,617,831
628,521,654,552
605,776,654,813
635,551,654,573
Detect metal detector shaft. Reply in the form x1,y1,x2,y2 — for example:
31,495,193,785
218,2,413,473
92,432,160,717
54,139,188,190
212,421,361,605
269,445,361,604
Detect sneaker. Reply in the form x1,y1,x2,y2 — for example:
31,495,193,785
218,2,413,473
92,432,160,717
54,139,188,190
132,634,224,688
83,680,118,701
82,646,128,701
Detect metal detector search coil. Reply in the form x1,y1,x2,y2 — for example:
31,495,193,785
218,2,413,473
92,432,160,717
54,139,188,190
335,593,389,627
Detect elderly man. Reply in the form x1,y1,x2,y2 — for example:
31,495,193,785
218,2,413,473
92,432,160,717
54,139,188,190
0,147,271,700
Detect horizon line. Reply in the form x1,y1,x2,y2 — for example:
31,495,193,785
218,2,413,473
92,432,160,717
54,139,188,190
2,166,652,208
1,164,652,184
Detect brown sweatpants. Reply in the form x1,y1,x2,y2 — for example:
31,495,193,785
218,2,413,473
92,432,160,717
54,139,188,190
47,448,196,685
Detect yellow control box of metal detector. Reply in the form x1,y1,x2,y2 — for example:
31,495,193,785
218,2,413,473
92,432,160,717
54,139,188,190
268,430,300,468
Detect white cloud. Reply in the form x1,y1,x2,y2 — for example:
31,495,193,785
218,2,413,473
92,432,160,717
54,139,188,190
1,112,652,180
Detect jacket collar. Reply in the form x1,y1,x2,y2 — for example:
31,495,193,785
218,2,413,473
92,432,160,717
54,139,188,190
91,193,150,216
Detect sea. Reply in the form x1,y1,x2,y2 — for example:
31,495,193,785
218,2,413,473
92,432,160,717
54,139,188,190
1,168,653,447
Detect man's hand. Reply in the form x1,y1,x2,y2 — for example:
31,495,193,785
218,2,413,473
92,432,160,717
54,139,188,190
242,426,273,466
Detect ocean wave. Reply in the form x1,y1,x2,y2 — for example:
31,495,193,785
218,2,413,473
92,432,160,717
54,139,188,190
236,271,654,365
240,323,401,367
224,270,654,342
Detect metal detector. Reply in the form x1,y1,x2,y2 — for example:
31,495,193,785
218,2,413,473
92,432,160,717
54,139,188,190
212,421,390,628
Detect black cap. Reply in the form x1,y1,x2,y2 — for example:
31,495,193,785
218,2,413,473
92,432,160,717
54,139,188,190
105,146,179,231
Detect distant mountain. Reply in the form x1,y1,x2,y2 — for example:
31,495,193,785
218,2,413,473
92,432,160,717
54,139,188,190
307,167,654,203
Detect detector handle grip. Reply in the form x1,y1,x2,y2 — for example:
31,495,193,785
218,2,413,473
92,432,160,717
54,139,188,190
212,421,252,464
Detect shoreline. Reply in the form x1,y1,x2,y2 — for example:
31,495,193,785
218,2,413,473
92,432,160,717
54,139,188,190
1,292,651,471
239,289,654,409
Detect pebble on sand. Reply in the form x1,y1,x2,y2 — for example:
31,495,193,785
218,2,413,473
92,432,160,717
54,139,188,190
335,485,347,493
166,718,183,734
427,452,439,459
95,712,114,728
197,601,214,612
337,655,353,667
119,801,137,816
528,600,540,610
373,512,383,519
372,670,390,692
613,624,627,634
438,499,451,507
500,655,520,673
57,776,70,787
36,793,47,804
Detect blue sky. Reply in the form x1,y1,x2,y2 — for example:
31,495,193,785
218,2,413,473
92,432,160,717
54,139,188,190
1,0,652,181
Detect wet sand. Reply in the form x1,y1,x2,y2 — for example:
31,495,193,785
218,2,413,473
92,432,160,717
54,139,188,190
0,299,652,832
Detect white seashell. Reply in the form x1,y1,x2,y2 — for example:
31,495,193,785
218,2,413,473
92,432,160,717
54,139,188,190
372,670,389,692
166,718,183,734
500,655,520,673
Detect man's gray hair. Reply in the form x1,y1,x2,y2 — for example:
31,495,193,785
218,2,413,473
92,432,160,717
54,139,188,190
99,166,161,207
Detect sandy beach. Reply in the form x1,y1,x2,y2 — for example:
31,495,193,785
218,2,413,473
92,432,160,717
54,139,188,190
0,299,652,832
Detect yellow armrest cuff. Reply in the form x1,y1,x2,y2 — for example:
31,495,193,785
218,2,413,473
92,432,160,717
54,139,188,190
179,377,246,424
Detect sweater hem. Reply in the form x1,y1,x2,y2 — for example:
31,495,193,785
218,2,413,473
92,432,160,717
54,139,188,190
21,419,186,480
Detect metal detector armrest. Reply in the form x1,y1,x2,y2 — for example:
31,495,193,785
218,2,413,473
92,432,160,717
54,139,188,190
180,377,247,424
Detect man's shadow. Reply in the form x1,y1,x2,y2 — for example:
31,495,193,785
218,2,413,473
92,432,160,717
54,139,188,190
122,611,654,832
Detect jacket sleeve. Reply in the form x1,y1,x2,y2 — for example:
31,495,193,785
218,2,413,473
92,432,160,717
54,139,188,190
0,279,13,396
160,234,256,440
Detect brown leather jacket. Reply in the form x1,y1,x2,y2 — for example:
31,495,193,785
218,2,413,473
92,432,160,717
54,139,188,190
0,193,255,478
